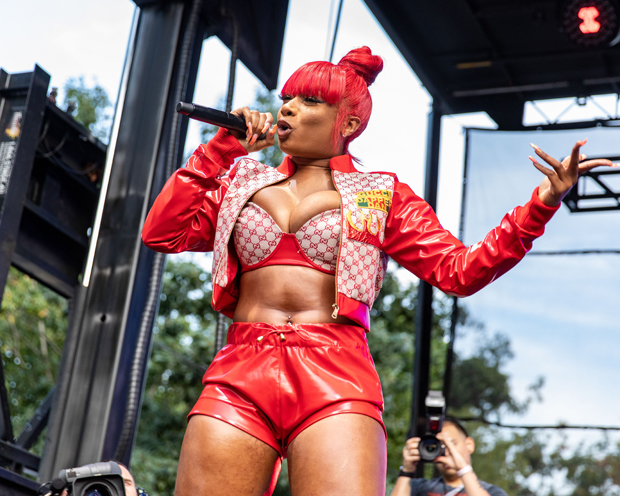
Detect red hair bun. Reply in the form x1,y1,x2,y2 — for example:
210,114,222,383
338,46,383,87
280,46,384,154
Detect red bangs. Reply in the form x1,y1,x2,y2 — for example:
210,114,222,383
280,62,346,105
279,48,383,157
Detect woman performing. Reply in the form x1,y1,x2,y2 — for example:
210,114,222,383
141,47,615,496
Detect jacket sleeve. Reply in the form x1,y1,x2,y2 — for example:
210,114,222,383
141,128,247,253
381,179,560,297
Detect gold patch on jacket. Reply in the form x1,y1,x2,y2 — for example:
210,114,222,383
355,190,392,213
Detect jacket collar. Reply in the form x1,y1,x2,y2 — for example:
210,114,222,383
276,154,358,176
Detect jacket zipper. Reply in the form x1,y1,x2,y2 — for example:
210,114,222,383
331,169,342,319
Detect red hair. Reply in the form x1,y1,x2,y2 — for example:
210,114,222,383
280,46,383,154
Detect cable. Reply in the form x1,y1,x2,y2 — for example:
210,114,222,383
39,133,69,158
213,6,240,356
224,8,239,113
458,417,620,431
328,0,345,63
528,249,620,255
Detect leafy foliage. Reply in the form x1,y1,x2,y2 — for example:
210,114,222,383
131,260,217,496
0,267,68,454
63,76,112,141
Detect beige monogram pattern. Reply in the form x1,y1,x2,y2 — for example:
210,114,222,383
294,209,341,272
233,203,281,266
212,159,395,310
233,203,341,272
212,159,287,287
333,171,394,306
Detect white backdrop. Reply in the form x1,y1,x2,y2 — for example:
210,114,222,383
458,127,620,434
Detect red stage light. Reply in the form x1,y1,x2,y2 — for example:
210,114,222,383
562,0,620,46
578,6,602,33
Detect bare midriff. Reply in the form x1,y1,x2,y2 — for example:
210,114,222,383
233,266,354,325
231,161,355,326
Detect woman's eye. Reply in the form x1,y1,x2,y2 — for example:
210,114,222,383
304,97,323,104
278,94,292,102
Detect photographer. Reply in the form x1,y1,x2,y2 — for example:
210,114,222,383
390,418,507,496
43,461,139,496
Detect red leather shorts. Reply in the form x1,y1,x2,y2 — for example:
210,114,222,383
189,322,385,456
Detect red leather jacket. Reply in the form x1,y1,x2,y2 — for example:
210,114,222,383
142,129,559,330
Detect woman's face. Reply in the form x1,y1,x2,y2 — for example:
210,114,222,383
276,94,341,159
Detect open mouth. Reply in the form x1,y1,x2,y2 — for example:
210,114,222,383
277,119,292,138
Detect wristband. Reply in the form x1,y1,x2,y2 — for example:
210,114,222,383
457,465,473,477
398,466,416,478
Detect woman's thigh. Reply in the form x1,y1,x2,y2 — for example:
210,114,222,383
175,415,280,496
287,413,387,496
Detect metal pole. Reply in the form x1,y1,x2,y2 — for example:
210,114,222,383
409,99,442,477
443,297,458,409
213,7,240,357
443,128,470,410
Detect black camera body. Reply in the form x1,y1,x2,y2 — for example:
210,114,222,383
40,461,126,496
418,390,446,462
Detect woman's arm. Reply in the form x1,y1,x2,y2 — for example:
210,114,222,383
382,181,558,296
141,128,246,253
142,108,277,253
382,141,616,296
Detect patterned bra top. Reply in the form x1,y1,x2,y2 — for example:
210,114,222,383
233,202,341,275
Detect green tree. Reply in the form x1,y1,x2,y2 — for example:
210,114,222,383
0,73,110,465
0,267,68,455
63,76,112,141
131,260,217,495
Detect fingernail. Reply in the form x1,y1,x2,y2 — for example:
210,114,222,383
262,122,270,134
530,143,539,151
250,134,258,145
248,122,253,134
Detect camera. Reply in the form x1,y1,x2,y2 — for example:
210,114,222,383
39,461,125,496
418,390,446,462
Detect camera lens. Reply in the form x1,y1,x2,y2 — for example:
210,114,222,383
82,484,112,496
418,435,445,462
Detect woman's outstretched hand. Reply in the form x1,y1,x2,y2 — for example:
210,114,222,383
229,106,277,153
529,140,618,207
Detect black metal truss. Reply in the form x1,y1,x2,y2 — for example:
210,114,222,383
563,160,620,212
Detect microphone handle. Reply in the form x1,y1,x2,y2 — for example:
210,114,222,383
176,102,267,140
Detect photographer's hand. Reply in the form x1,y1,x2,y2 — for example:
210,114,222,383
389,437,421,496
436,434,492,496
435,433,465,471
402,436,421,472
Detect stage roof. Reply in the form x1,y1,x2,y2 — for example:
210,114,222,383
133,0,289,90
364,0,620,129
130,0,620,128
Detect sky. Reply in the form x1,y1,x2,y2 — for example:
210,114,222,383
1,0,618,450
461,127,620,443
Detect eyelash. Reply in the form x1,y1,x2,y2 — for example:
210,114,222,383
278,94,323,104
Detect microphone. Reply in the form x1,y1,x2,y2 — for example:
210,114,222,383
176,102,267,140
